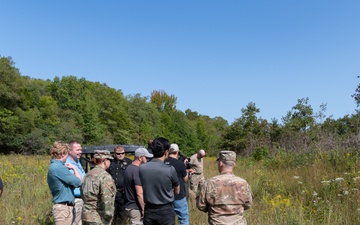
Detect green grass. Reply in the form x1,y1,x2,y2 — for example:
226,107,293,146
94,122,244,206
0,150,359,225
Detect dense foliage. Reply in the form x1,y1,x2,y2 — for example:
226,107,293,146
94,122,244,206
1,55,360,157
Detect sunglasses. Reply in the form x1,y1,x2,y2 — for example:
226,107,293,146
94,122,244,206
116,152,125,155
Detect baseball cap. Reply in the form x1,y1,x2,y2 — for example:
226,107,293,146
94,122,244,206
135,147,154,158
94,150,114,159
217,150,236,162
169,144,180,154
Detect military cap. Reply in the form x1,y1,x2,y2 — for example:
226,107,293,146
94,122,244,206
217,150,236,162
93,150,114,159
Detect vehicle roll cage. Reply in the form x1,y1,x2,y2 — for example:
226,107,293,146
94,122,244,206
80,144,144,172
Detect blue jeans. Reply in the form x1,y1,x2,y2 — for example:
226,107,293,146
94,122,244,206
173,197,190,225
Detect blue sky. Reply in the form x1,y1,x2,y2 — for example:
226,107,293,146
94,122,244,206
1,1,359,124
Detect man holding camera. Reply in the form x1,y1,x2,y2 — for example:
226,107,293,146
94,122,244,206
164,144,192,225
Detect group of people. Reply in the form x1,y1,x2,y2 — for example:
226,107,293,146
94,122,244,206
47,138,253,225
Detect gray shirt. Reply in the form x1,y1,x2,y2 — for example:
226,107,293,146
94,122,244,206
139,158,179,205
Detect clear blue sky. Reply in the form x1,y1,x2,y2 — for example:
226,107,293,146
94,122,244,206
1,1,359,123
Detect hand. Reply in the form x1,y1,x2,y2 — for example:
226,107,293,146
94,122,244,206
65,163,76,170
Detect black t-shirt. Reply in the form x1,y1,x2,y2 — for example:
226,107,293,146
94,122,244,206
0,178,3,189
124,164,142,209
164,157,187,200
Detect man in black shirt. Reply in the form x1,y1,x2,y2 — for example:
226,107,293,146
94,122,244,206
139,137,180,225
108,145,132,225
165,143,190,225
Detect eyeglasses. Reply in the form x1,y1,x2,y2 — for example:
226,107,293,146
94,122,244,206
116,152,125,155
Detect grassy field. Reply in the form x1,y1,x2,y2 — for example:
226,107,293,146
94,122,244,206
0,150,359,225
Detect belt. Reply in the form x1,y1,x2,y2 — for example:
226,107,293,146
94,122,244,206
56,202,75,206
145,202,172,209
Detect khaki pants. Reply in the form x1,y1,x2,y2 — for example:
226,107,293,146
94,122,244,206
126,208,143,225
73,198,83,225
52,204,74,225
190,174,205,194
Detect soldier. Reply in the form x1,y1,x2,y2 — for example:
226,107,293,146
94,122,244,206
81,150,116,225
196,151,253,225
108,146,132,225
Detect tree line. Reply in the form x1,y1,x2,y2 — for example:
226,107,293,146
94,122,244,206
1,55,359,157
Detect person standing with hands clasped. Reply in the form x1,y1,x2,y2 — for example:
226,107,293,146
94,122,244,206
81,150,116,225
197,151,253,225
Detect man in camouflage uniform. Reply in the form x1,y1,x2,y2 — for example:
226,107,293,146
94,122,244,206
81,150,116,225
196,151,253,225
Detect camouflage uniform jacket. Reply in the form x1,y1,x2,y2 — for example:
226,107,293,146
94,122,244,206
81,165,116,225
196,172,253,225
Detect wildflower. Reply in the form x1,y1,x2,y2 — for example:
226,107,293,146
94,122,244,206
343,190,349,195
351,188,359,192
321,180,331,185
293,176,300,179
334,177,344,182
313,191,318,196
353,177,360,181
298,181,303,184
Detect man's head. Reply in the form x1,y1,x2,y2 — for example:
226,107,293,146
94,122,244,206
168,143,180,158
197,149,206,158
135,147,153,164
68,140,82,161
217,150,236,171
150,137,170,158
114,145,126,161
50,141,70,161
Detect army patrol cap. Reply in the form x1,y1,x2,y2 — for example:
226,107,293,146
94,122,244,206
217,150,236,162
93,150,114,159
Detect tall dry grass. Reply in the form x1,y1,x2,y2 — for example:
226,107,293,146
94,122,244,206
0,150,359,225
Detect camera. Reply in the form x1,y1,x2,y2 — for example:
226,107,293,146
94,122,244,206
178,152,192,169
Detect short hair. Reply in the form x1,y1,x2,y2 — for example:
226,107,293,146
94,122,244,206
114,145,124,152
69,140,80,150
220,160,236,167
151,137,170,158
50,141,70,159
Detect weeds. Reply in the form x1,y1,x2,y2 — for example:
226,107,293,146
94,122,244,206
0,151,359,225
